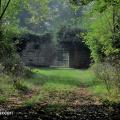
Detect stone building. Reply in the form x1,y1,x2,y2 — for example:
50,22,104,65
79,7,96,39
18,33,55,67
53,27,91,68
18,28,90,68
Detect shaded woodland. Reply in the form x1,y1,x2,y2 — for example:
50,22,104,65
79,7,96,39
0,0,120,120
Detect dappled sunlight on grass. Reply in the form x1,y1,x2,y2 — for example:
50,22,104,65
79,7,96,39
90,84,108,94
1,68,119,107
0,75,16,103
24,68,119,104
22,68,97,106
32,68,95,85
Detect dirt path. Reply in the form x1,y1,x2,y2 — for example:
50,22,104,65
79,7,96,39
41,86,101,107
4,85,100,108
66,86,101,106
0,85,120,120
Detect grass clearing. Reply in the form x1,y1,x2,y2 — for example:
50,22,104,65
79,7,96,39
0,68,120,107
0,74,16,103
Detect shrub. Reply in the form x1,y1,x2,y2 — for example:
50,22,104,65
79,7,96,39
23,67,33,78
14,82,29,93
92,62,120,95
0,96,7,103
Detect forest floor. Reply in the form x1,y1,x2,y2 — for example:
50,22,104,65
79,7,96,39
0,68,120,120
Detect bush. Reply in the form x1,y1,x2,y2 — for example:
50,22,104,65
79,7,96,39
23,67,33,78
0,96,7,103
92,62,120,95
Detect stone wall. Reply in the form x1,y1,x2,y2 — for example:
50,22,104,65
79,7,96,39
20,33,55,67
19,29,91,69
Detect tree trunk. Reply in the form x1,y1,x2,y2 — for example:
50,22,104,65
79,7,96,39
0,0,11,20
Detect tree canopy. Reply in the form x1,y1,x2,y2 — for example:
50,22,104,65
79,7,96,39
0,0,120,64
70,0,120,62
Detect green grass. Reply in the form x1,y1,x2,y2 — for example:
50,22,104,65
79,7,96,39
24,68,120,104
22,68,95,94
32,68,95,89
0,74,16,103
22,68,96,106
0,68,119,107
0,74,30,104
0,96,7,103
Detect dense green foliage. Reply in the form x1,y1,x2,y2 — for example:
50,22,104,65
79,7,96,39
0,0,50,74
70,0,120,96
0,0,120,62
71,0,120,62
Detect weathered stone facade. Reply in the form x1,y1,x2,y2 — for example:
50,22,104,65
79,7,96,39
52,42,90,68
19,33,55,67
56,27,91,68
19,28,90,68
